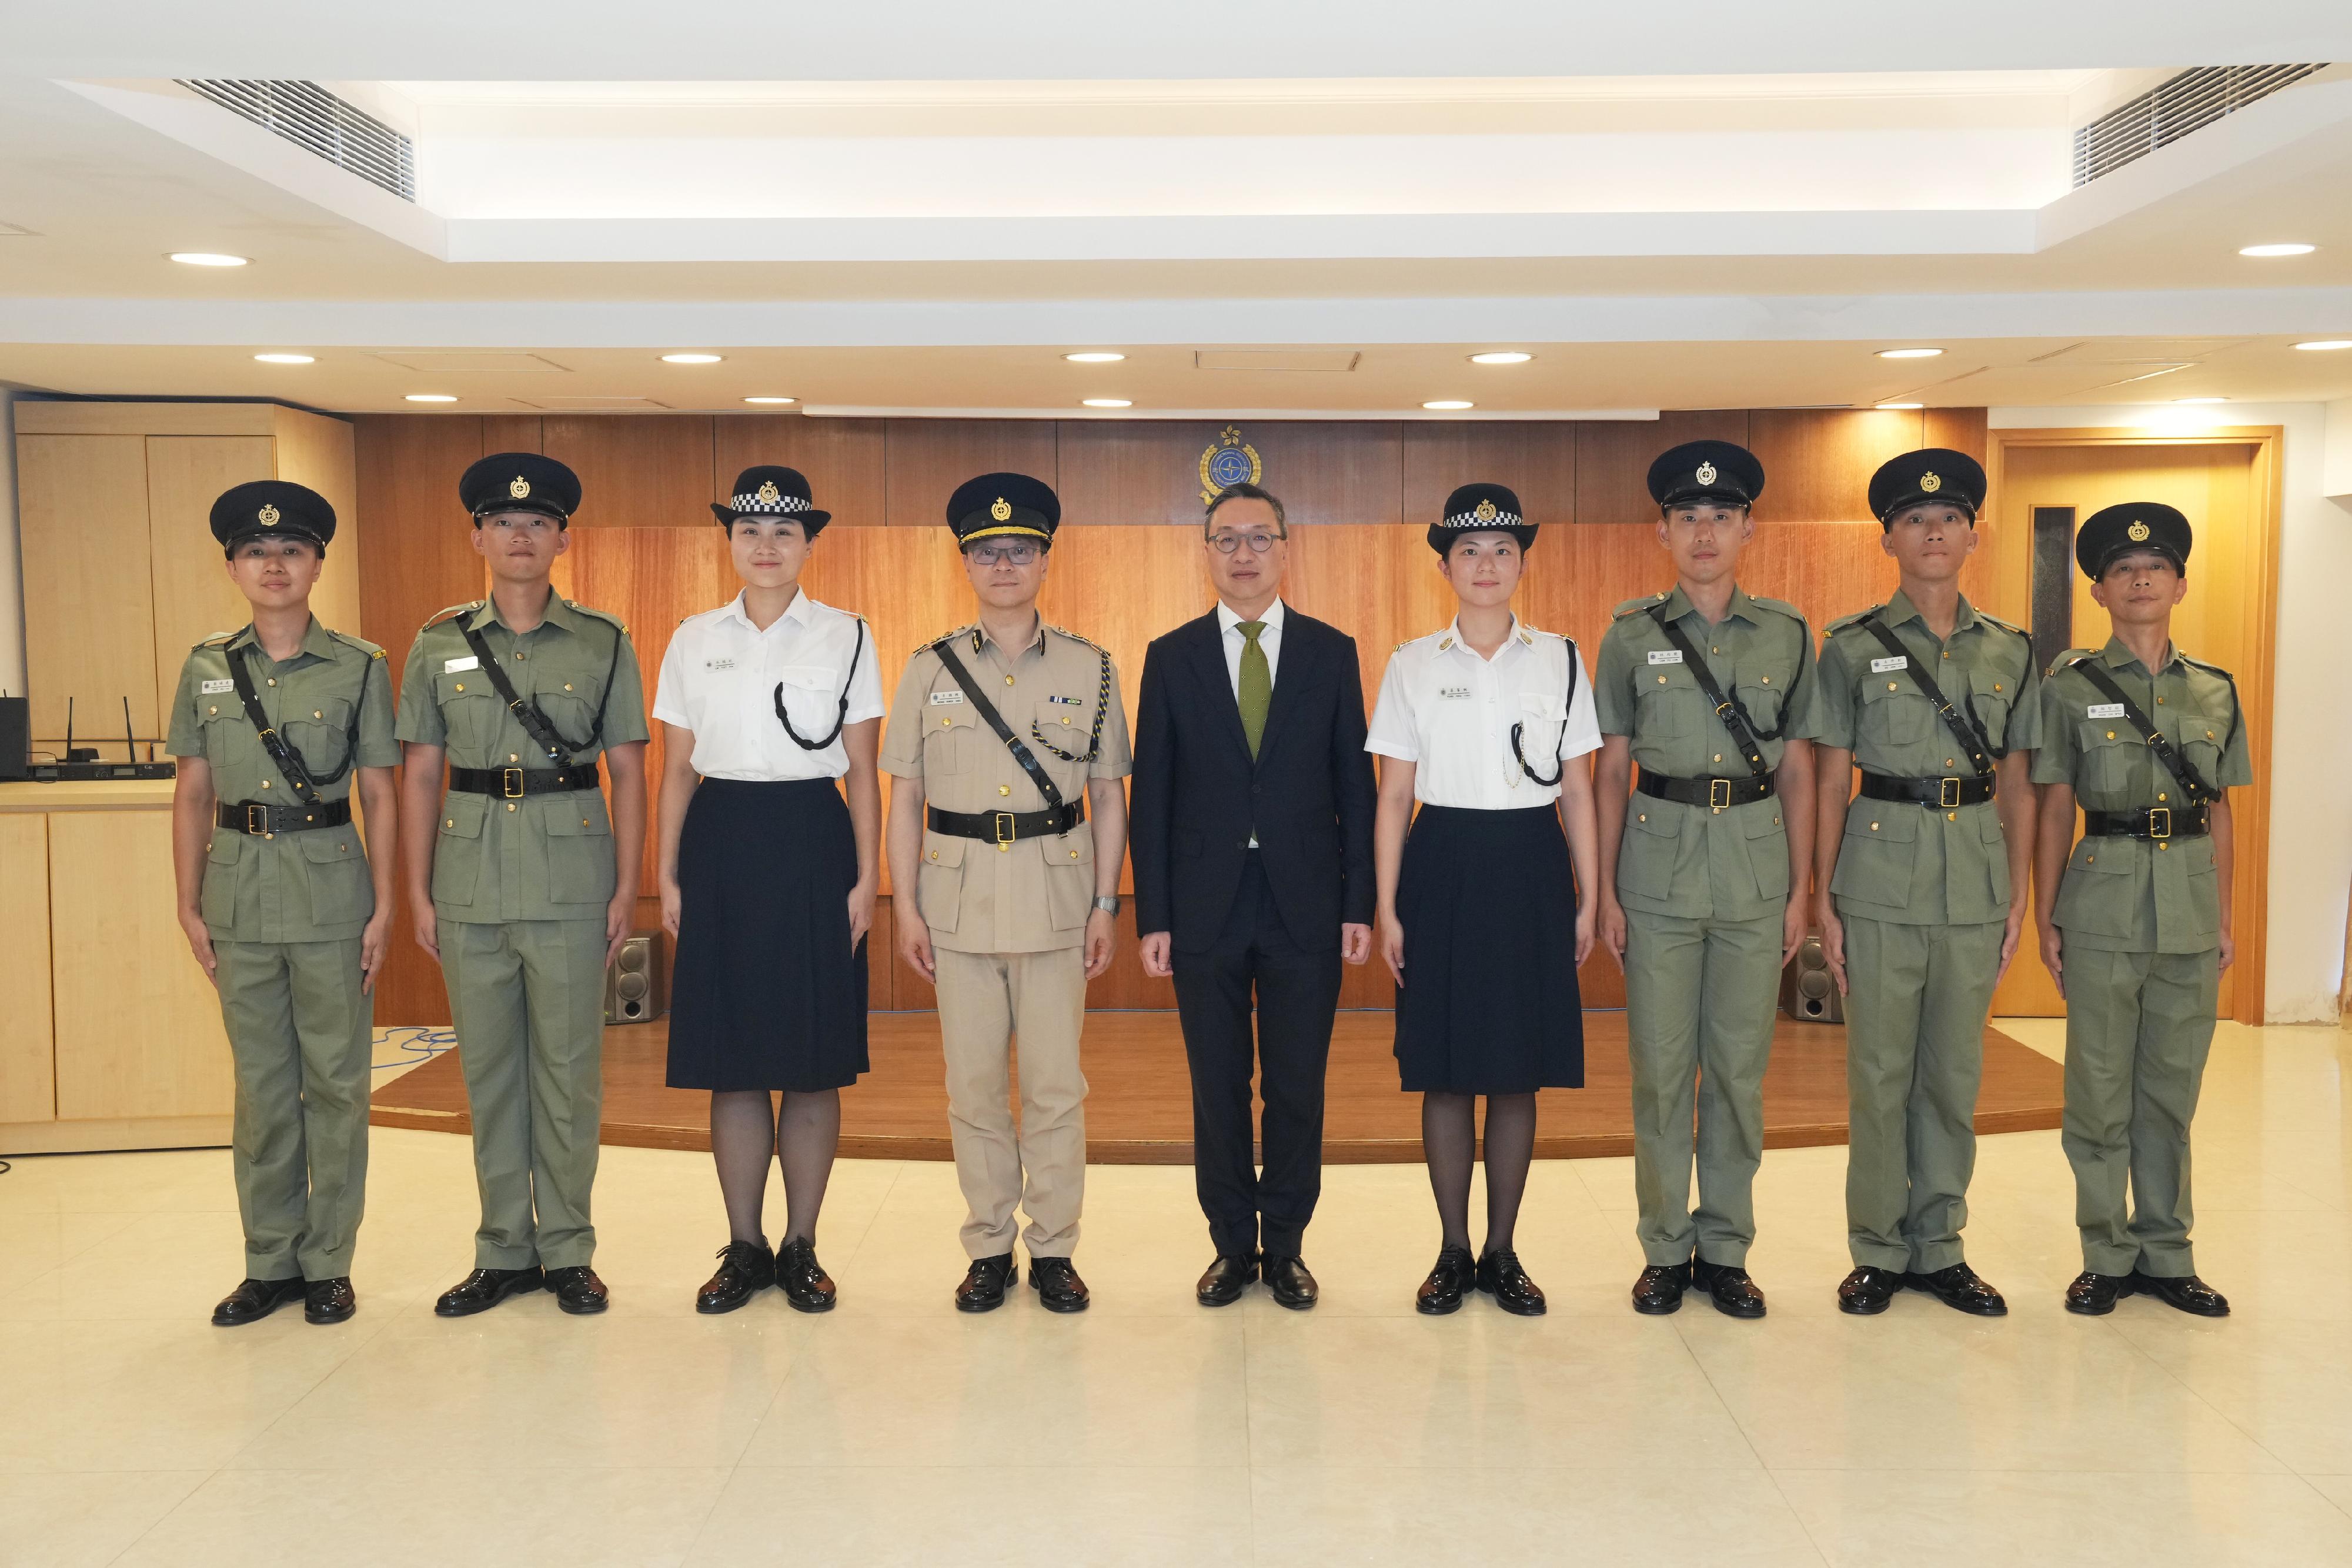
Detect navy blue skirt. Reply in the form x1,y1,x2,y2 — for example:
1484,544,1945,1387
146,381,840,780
1392,803,1585,1094
667,777,869,1092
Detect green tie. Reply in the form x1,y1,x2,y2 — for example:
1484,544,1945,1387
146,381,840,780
1237,620,1271,759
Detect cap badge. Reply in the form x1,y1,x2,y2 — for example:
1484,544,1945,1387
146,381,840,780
990,497,1013,523
754,480,781,506
1473,497,1498,521
1197,423,1264,505
258,503,280,527
509,475,531,500
2127,520,2151,541
1920,471,1942,493
1695,460,1719,486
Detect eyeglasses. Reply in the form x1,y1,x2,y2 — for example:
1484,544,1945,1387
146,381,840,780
1208,531,1283,555
968,542,1041,566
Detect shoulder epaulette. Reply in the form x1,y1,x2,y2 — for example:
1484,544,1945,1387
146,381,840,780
926,624,977,653
325,627,385,660
1045,623,1103,653
1612,591,1671,621
1824,604,1886,636
1975,609,2031,641
566,600,628,634
421,601,481,630
2047,647,2097,677
194,630,237,650
2179,653,2236,681
1746,594,1806,624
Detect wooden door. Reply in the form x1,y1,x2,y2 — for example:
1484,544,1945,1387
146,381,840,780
16,434,156,747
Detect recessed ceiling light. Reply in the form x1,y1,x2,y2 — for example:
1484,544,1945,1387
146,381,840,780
742,396,797,404
2173,396,2227,404
405,393,459,403
1422,400,1474,410
253,352,313,365
1875,402,1924,410
660,352,723,365
2293,339,2352,352
1080,398,1132,409
1875,347,1943,360
1063,352,1125,363
1468,351,1534,365
2240,243,2316,258
168,252,248,267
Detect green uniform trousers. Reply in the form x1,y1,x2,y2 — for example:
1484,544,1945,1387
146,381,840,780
438,917,609,1271
2060,944,2219,1278
212,938,372,1281
1624,908,1781,1267
1838,914,2003,1272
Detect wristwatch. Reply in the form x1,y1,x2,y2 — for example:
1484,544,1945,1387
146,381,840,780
1093,895,1121,917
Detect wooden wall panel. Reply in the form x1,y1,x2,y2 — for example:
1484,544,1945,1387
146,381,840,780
269,409,362,639
18,434,157,744
1749,407,1925,523
1244,421,1403,525
1923,406,1990,464
542,415,714,527
1401,422,1579,527
1576,410,1748,526
883,419,1058,527
713,414,887,526
0,814,55,1123
480,414,544,456
1057,420,1228,526
145,436,276,737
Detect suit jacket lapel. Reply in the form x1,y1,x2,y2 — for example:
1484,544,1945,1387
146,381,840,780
1187,613,1255,763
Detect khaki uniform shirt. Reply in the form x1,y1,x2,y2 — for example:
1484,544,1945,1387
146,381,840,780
2031,637,2250,954
394,596,650,925
1595,585,1823,922
166,618,399,943
880,620,1132,954
1816,590,2042,925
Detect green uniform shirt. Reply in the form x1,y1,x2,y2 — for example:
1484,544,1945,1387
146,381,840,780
1816,589,2042,925
394,596,650,925
166,618,399,944
2031,637,2250,954
1595,585,1824,921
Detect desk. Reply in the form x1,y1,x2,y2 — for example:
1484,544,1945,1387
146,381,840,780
0,780,233,1153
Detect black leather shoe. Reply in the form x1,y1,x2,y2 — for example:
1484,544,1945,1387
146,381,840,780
1475,1249,1547,1316
2124,1271,2230,1318
212,1275,306,1327
433,1266,544,1318
1196,1253,1257,1308
1837,1265,1902,1315
696,1239,776,1315
1030,1256,1091,1313
2063,1271,2126,1315
1262,1254,1319,1310
955,1253,1016,1313
1906,1262,2008,1316
1691,1258,1766,1319
303,1277,357,1325
1416,1245,1475,1315
546,1265,609,1315
776,1238,837,1313
1631,1262,1692,1316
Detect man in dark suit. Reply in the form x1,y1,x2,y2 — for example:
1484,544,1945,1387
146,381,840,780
1132,482,1378,1310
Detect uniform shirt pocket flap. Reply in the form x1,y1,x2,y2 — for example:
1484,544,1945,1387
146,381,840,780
437,669,492,702
1047,832,1094,867
921,831,968,869
2078,718,2137,750
1978,810,2010,846
298,829,362,864
1520,691,1566,721
1628,807,1681,838
1742,805,1789,840
2069,841,2133,874
1849,808,1921,844
777,665,835,692
546,801,613,837
439,793,489,838
206,828,242,864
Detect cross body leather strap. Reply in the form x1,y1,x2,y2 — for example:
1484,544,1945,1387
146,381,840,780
1859,616,1997,779
225,637,358,807
2072,660,2220,805
775,617,866,751
930,636,1081,832
457,616,622,765
1646,604,1773,784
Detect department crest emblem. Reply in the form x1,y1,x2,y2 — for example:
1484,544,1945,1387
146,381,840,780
1920,471,1942,493
755,480,781,506
2127,520,2150,541
258,503,280,526
1695,460,1718,486
990,497,1013,522
509,475,531,499
1473,498,1498,521
1198,424,1264,505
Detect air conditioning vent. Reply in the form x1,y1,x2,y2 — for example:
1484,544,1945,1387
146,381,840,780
176,80,416,202
2073,65,2327,186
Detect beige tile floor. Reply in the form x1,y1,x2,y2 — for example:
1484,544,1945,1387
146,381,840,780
2,1018,2348,1566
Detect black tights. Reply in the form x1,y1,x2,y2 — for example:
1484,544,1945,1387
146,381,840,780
710,1089,840,1247
1421,1091,1538,1255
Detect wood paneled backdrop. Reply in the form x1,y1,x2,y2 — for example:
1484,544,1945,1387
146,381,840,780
356,408,1993,1027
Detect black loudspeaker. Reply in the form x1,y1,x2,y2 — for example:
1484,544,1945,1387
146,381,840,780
1779,932,1844,1024
604,931,667,1025
0,697,26,780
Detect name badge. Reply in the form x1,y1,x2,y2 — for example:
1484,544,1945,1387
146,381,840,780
1646,650,1683,665
928,691,965,706
199,678,235,694
443,655,480,673
1437,686,1472,701
1870,656,1907,673
703,658,736,671
2087,702,2125,719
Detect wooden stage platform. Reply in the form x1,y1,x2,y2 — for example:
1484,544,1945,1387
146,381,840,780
370,1011,2063,1164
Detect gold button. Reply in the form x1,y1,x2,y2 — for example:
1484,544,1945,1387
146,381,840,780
446,818,455,827
313,710,323,720
2206,730,2214,740
1004,676,1014,686
1713,754,1722,763
266,677,277,687
260,780,270,789
1773,816,1781,826
1870,822,1880,831
2107,731,2116,740
1942,651,1950,660
1759,674,1770,684
2160,842,2170,852
564,683,574,692
1637,813,1647,823
208,705,218,715
941,717,952,727
2155,696,2163,705
1946,759,1955,767
1711,646,1719,654
1994,683,2003,692
506,802,516,812
1062,716,1071,726
999,785,1011,796
2087,855,2094,864
510,754,520,763
455,683,465,692
2158,793,2168,802
1658,675,1667,685
928,850,938,861
1069,850,1079,860
263,831,273,840
1947,811,1957,821
514,651,526,661
1887,682,1898,691
582,818,591,827
997,842,1009,853
339,843,348,852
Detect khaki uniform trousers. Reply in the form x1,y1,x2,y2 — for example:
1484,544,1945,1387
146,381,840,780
213,938,373,1281
1839,915,2003,1272
933,945,1089,1259
439,917,609,1271
1624,908,1781,1268
2060,945,2219,1278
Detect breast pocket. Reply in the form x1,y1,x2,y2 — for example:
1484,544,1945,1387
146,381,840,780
1859,677,1935,750
916,830,966,934
2076,720,2141,798
546,794,617,907
1042,827,1095,931
1829,802,1920,904
436,671,503,755
1735,669,1785,733
1635,662,1700,742
1967,669,2014,753
924,702,978,777
2175,708,2227,787
1033,694,1094,760
432,791,487,907
300,827,373,926
774,664,841,736
285,695,355,778
1516,691,1567,769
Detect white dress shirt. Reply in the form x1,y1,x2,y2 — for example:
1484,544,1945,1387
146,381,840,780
652,590,886,781
1216,595,1285,696
1365,615,1601,810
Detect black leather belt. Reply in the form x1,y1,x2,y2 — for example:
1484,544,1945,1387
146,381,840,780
927,801,1085,844
2086,805,2210,840
218,798,352,835
447,763,602,798
1859,772,1996,808
1636,770,1773,811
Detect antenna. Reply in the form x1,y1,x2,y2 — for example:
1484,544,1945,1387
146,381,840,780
64,696,74,762
123,696,137,765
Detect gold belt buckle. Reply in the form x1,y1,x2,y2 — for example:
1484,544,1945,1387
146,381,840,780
1708,777,1732,813
1939,777,1962,809
2148,806,2171,840
245,802,268,835
501,766,525,798
993,810,1015,852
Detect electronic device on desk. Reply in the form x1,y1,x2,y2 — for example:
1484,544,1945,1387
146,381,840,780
0,694,26,781
25,697,176,782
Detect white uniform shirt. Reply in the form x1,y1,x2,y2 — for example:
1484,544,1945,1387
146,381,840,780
652,590,886,781
1215,595,1285,695
1365,615,1601,810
